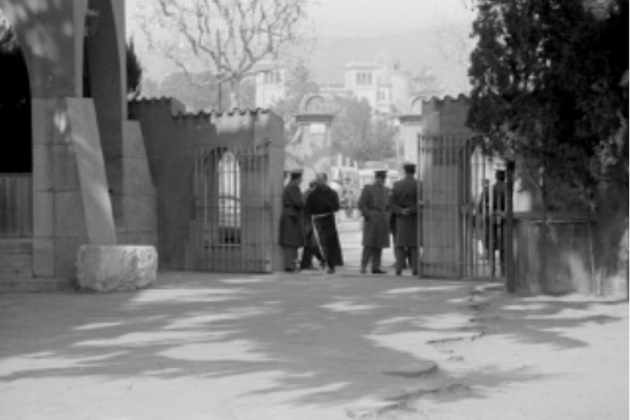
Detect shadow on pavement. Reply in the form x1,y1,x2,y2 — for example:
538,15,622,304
0,270,623,413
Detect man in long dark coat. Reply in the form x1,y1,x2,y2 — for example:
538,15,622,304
390,163,419,276
357,170,390,274
305,173,343,274
279,169,305,272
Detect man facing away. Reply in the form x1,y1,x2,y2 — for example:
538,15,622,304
390,163,419,276
305,173,344,274
357,170,390,274
279,169,305,272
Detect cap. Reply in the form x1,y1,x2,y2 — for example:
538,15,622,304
374,170,388,178
290,168,303,179
403,163,416,173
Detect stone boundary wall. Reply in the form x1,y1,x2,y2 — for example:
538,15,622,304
128,98,284,272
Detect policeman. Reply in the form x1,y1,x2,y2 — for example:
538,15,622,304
279,169,305,272
357,170,390,274
390,163,419,276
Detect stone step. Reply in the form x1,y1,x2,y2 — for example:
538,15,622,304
0,278,73,293
0,238,33,254
0,264,33,279
0,239,34,279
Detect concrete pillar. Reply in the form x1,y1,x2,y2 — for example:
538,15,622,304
294,114,335,187
0,0,126,287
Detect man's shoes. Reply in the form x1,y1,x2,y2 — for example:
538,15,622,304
395,269,402,276
372,268,387,274
285,267,296,273
300,265,316,270
412,270,419,276
327,267,335,274
360,267,367,274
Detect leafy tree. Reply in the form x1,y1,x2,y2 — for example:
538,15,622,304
137,0,309,108
467,0,628,212
0,13,31,173
270,61,319,139
330,97,396,164
468,0,628,291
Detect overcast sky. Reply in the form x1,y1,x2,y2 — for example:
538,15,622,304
307,0,473,37
126,0,473,39
125,0,474,87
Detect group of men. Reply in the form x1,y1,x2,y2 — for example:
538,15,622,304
279,162,420,276
279,171,343,274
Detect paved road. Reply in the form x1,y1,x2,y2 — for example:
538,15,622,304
0,216,626,420
1,270,627,420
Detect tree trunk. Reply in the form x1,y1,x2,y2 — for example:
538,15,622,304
229,79,241,110
540,163,550,294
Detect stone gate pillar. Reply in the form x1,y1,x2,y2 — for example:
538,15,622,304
294,114,335,186
291,95,335,188
0,0,122,286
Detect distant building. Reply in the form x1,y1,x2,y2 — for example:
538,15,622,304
256,57,442,116
255,67,285,108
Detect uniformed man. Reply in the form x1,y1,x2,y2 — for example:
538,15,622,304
279,169,305,272
390,163,419,276
357,170,390,274
305,173,344,274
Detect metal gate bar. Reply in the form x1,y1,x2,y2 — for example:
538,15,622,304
419,135,509,280
193,142,272,273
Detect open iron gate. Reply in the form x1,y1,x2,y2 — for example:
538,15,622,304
193,143,273,272
417,135,512,280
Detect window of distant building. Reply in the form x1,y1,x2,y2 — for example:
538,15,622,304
357,72,372,86
263,71,282,85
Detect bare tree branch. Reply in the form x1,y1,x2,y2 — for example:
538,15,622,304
137,0,310,108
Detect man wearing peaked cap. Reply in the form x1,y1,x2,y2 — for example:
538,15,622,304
357,169,391,274
279,168,305,272
390,162,419,276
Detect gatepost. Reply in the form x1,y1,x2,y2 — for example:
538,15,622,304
293,95,335,188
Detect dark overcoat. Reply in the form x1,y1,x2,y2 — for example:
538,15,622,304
305,186,344,266
390,176,419,247
279,182,305,247
358,184,390,248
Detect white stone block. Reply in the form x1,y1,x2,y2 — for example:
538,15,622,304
76,245,157,292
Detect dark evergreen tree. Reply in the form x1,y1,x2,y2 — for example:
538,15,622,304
468,0,628,210
0,14,31,173
126,37,143,99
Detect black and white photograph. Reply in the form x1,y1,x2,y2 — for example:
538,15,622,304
0,0,627,418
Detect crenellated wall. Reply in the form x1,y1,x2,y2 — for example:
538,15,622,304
128,99,285,272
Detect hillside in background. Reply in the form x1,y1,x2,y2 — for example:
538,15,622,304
136,26,472,98
308,28,471,95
